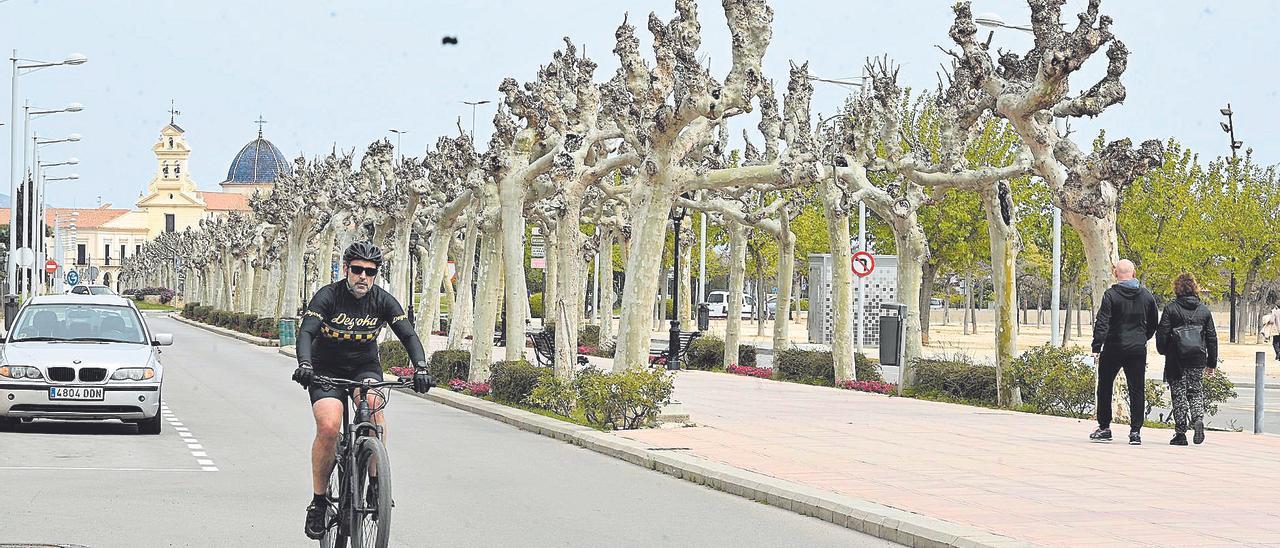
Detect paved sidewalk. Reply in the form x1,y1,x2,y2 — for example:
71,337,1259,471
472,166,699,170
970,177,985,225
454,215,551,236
619,371,1280,547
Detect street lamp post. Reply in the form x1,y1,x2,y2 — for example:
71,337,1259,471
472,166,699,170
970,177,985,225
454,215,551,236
31,132,80,298
1221,103,1244,343
37,163,78,295
461,100,491,143
389,128,408,161
667,193,691,370
9,51,87,297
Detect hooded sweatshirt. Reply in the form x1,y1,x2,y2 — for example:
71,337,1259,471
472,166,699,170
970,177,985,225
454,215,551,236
1091,279,1158,356
1155,295,1219,381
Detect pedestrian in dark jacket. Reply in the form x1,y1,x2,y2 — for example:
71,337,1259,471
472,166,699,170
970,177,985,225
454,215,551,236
1155,273,1218,445
1089,259,1159,445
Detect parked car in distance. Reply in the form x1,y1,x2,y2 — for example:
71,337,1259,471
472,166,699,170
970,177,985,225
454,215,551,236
706,291,755,319
0,295,173,434
69,284,116,296
930,298,944,309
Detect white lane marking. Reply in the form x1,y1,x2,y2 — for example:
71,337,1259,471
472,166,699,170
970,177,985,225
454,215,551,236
0,466,211,472
161,400,219,473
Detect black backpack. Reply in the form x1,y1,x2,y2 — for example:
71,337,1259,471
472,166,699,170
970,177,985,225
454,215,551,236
1172,305,1208,361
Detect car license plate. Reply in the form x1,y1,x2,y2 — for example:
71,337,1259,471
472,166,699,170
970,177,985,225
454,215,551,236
48,387,105,401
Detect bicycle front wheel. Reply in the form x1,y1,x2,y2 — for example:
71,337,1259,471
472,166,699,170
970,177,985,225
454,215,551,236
321,463,349,548
351,436,392,548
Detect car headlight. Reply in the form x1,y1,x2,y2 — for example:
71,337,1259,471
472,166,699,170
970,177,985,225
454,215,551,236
110,367,155,381
0,365,44,380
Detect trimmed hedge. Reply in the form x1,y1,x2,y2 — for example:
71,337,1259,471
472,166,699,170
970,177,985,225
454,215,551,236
181,303,279,340
911,356,997,403
684,336,756,370
775,349,834,384
530,293,544,319
379,340,410,372
490,360,543,404
428,350,470,382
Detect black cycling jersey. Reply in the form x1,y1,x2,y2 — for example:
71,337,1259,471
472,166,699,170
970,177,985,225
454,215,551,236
296,281,427,373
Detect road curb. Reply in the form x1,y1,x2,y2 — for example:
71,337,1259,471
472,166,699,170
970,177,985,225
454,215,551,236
397,385,1030,548
168,313,280,347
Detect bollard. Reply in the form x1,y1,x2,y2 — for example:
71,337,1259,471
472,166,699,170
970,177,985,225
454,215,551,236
1256,352,1266,435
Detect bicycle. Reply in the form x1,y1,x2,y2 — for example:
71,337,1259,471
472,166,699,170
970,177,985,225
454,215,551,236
313,374,410,548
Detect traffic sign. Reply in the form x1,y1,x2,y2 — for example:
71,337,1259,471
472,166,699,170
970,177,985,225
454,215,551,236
852,251,875,278
13,247,34,268
87,266,100,283
44,259,59,274
66,270,80,286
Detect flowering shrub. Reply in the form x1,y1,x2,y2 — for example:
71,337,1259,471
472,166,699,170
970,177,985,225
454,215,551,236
727,364,774,379
389,366,414,378
446,378,490,396
838,380,896,395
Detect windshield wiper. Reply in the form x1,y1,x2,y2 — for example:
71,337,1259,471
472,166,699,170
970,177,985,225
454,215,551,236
65,337,129,343
9,336,65,342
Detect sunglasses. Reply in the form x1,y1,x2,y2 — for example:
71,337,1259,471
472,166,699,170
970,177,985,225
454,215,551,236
349,265,379,277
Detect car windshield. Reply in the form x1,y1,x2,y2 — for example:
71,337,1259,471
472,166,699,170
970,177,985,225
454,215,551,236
70,286,88,295
89,286,114,295
9,304,147,344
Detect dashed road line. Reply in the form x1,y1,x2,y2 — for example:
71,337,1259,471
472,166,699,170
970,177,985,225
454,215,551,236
161,400,219,472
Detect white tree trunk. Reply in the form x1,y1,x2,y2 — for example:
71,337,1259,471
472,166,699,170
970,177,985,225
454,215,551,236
417,227,452,352
599,226,616,346
1065,211,1119,311
679,221,693,331
981,185,1022,407
552,203,586,379
614,175,677,372
281,228,307,317
891,218,927,389
470,232,503,381
773,227,795,352
821,183,856,383
447,216,479,351
499,177,528,363
723,223,747,369
253,264,271,317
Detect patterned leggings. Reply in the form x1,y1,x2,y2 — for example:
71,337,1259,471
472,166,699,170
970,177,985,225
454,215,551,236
1169,367,1205,433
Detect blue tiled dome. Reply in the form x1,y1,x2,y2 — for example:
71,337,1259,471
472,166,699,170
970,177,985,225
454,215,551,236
223,137,291,184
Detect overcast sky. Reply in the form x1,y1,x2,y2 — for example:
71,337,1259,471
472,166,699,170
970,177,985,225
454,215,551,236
2,1,1275,209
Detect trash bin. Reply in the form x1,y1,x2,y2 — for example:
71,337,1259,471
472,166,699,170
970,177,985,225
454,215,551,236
2,294,16,331
697,302,710,331
278,317,299,346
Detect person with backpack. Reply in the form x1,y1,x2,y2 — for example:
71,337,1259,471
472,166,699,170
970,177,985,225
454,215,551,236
1156,273,1219,446
1090,259,1159,445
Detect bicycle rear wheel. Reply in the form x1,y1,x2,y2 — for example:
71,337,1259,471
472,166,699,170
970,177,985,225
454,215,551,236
351,436,392,548
321,464,349,548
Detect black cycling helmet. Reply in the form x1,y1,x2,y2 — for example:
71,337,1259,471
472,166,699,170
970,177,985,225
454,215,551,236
343,241,384,266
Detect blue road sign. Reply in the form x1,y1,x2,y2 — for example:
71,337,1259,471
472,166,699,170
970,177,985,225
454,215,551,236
66,270,80,286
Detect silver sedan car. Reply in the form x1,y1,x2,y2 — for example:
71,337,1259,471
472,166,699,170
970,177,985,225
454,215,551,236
0,295,173,434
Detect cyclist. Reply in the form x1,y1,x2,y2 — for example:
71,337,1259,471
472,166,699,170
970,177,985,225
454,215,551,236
291,241,433,540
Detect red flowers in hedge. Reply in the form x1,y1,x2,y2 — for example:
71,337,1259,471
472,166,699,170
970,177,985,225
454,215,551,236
447,378,491,396
838,380,896,394
727,364,774,379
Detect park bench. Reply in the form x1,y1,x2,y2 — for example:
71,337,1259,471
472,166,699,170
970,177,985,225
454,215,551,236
528,330,590,368
649,331,702,367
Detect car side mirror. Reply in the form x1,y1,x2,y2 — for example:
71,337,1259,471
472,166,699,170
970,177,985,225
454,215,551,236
152,333,174,346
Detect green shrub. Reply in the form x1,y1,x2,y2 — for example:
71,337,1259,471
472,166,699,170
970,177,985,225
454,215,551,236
579,325,601,347
775,349,834,384
1005,344,1094,418
685,336,724,370
490,360,543,403
911,355,996,403
574,367,674,430
855,353,883,382
797,298,809,312
1201,368,1238,418
684,336,756,370
428,350,470,382
527,374,576,416
379,340,411,372
194,306,213,322
530,293,544,319
183,303,199,317
255,317,279,339
738,344,757,367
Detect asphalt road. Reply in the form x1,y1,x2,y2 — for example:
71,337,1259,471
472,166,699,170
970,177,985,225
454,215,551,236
0,316,893,547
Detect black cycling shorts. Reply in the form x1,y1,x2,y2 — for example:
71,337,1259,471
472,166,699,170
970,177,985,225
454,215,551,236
308,363,384,405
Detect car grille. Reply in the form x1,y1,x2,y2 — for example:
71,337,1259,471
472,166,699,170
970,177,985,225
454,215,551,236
10,404,143,414
78,368,107,382
47,367,75,382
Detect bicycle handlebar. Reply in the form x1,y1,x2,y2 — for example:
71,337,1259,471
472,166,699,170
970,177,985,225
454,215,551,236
312,375,411,391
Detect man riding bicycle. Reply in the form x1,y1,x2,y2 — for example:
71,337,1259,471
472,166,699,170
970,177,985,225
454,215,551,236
291,241,433,540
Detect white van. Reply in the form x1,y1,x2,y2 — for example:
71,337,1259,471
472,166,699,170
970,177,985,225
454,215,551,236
706,291,754,319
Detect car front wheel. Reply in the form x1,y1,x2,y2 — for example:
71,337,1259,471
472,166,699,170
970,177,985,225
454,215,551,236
137,413,162,435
